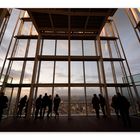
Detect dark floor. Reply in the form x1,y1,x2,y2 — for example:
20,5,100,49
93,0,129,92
0,115,140,132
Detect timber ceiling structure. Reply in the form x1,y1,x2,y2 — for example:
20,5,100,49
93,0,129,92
26,8,117,40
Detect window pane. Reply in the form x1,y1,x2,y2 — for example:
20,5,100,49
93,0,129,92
39,61,54,83
42,40,55,55
15,40,27,57
71,40,82,56
55,62,68,83
9,61,23,84
85,61,98,83
54,87,68,116
23,61,34,83
56,40,68,56
28,40,37,57
71,87,86,116
101,40,110,58
83,40,96,56
104,62,114,83
71,62,84,83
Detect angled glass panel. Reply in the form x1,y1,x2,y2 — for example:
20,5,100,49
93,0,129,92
9,61,23,84
15,39,28,57
21,22,32,35
113,62,124,83
103,62,114,83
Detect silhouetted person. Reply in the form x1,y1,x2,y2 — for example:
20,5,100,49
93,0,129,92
35,95,42,119
92,94,100,118
40,93,49,118
53,94,61,118
17,95,27,118
111,95,120,119
24,99,28,118
47,95,52,118
99,94,106,117
0,91,8,121
116,92,131,127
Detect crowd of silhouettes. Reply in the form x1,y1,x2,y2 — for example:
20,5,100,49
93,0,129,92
34,93,61,119
0,91,8,121
92,94,106,119
0,89,133,128
16,93,61,119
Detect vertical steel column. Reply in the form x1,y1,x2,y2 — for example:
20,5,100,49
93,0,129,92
81,40,88,116
52,39,57,116
26,35,41,119
97,37,110,116
68,14,71,119
95,40,102,94
105,26,119,93
7,87,14,116
32,38,43,116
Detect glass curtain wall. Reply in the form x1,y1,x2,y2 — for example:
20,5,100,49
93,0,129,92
0,9,139,118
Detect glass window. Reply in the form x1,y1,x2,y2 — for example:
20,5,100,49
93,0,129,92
54,87,68,116
85,62,98,83
86,87,100,115
42,40,55,55
56,40,68,56
15,39,28,57
101,40,110,58
39,61,54,83
9,61,23,84
71,62,84,83
71,87,86,116
71,40,82,56
103,62,114,83
28,40,37,57
113,62,124,83
23,61,34,83
83,40,96,56
21,22,32,35
55,62,68,83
